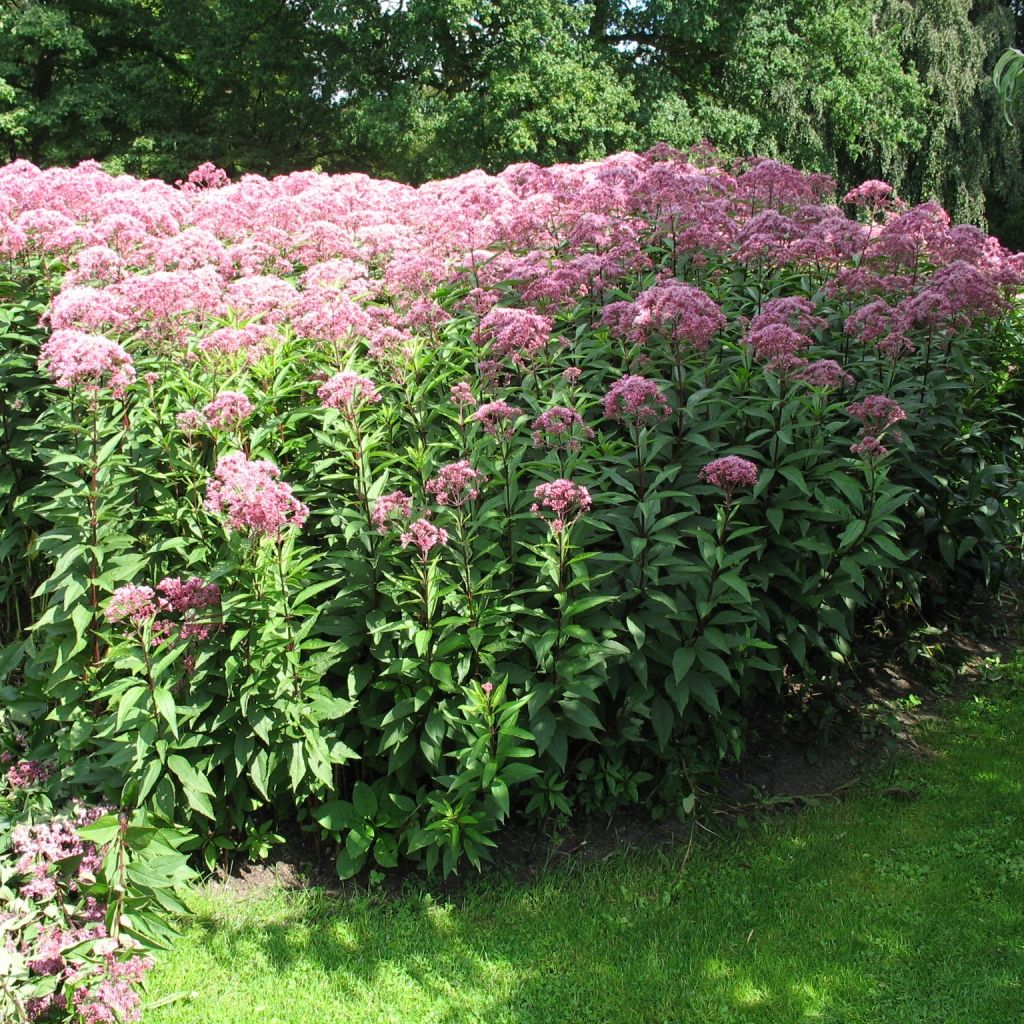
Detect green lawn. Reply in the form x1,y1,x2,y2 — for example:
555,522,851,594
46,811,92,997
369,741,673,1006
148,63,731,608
143,659,1024,1024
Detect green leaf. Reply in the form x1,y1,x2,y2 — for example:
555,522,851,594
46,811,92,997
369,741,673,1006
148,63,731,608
373,833,399,868
289,742,306,792
78,814,121,846
315,800,357,831
153,688,178,738
166,755,215,796
136,759,164,805
650,695,674,750
352,781,378,819
718,571,751,604
335,846,363,880
839,520,866,549
689,675,721,716
671,647,695,683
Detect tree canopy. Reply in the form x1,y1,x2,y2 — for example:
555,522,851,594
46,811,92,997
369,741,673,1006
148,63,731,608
0,0,1020,237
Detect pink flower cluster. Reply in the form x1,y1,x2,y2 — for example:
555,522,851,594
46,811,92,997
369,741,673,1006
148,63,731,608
104,584,157,626
846,395,907,434
531,479,592,533
105,577,221,650
699,456,760,499
603,375,672,426
472,400,523,437
843,179,900,213
846,394,907,459
474,307,553,367
798,359,855,390
425,460,486,508
318,371,382,415
205,452,309,537
10,806,152,1023
176,161,230,192
155,576,221,643
203,390,254,430
531,406,594,452
400,517,449,556
6,759,53,789
602,279,725,351
39,329,136,398
372,490,413,533
744,297,827,366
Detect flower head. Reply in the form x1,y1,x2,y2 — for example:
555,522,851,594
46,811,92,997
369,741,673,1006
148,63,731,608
472,400,523,438
850,435,889,460
175,409,205,437
39,329,136,398
400,517,449,556
318,371,382,416
846,395,907,434
105,585,157,626
602,375,671,427
425,460,485,507
531,479,592,533
531,406,594,452
797,359,855,390
203,391,254,430
699,456,759,500
205,452,308,537
474,307,553,366
372,490,413,533
7,760,53,789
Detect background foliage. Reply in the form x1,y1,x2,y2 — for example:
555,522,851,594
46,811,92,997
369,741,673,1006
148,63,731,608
1,1,1023,240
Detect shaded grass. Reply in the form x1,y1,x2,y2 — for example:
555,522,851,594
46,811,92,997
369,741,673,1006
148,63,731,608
144,659,1024,1023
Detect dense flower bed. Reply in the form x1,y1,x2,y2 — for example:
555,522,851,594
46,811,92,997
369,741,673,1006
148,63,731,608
1,147,1022,901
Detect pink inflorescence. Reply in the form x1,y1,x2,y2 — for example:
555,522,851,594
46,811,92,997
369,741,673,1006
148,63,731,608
531,479,592,533
7,759,53,788
176,161,230,192
205,452,309,537
450,381,475,406
472,399,523,437
473,306,553,366
425,460,486,507
744,297,827,364
372,490,413,533
798,359,856,390
105,584,157,626
203,390,254,430
602,375,672,427
531,406,594,452
843,179,897,210
155,576,221,644
699,456,760,500
847,394,907,460
39,329,136,398
850,435,890,460
846,395,907,434
175,409,205,437
8,800,153,1022
318,371,382,415
400,517,449,556
602,279,726,351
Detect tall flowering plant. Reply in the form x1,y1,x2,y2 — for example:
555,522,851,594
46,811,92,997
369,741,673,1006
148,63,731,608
2,149,1022,880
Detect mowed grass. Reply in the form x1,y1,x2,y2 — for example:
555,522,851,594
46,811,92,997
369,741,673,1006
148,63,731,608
143,661,1024,1024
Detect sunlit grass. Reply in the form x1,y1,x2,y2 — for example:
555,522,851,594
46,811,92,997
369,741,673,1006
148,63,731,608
144,656,1024,1023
